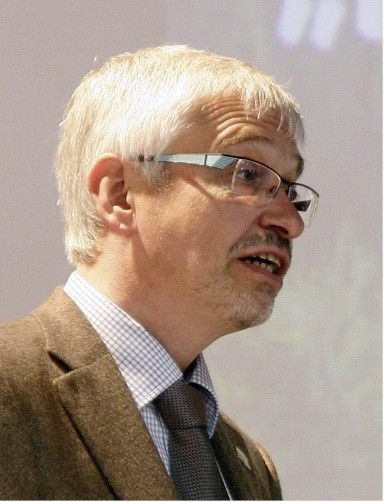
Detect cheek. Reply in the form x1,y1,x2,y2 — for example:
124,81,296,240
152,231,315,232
135,186,253,269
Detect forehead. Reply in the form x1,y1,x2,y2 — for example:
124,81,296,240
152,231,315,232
173,96,304,178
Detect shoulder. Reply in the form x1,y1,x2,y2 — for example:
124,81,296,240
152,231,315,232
0,286,80,396
0,287,64,362
0,310,46,371
0,288,81,498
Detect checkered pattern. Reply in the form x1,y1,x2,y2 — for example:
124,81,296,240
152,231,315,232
64,271,219,473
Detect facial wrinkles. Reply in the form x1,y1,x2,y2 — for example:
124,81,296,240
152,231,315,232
201,97,292,139
201,97,247,121
214,108,303,181
200,100,254,147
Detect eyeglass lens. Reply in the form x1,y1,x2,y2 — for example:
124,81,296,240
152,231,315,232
231,159,316,226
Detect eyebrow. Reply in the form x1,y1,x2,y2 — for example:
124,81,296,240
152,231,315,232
221,133,304,179
294,153,304,178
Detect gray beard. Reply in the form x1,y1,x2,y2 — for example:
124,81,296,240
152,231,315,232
222,282,275,330
194,271,277,333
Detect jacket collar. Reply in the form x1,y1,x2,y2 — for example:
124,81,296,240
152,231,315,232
36,287,178,500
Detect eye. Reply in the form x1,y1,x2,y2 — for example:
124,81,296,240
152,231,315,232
235,163,263,183
237,168,258,181
287,185,298,200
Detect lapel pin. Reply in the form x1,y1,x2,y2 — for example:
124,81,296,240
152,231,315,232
236,446,252,470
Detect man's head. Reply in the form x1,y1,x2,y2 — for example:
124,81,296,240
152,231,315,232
55,46,316,361
55,45,304,265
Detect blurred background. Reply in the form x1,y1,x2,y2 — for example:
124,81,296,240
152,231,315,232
1,0,381,499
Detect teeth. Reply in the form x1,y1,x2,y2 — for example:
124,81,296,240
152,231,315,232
258,253,281,268
259,262,274,273
241,253,281,274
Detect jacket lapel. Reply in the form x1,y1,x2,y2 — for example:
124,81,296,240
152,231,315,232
212,413,273,500
39,288,178,500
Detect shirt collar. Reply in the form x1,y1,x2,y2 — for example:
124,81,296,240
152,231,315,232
64,271,219,431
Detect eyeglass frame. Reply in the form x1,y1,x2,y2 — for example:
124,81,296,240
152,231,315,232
141,153,319,226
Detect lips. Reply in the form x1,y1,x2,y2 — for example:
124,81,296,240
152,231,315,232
234,248,290,278
239,253,281,273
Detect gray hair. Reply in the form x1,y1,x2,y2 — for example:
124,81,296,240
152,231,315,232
55,45,303,265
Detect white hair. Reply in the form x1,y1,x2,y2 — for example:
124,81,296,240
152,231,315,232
55,44,304,265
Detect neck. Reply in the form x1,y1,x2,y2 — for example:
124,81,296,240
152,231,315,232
76,263,225,371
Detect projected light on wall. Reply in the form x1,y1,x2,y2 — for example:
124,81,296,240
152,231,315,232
277,0,382,50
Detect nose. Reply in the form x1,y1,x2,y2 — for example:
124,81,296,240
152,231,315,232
258,190,305,239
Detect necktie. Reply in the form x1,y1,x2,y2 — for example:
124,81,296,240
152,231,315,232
154,379,229,500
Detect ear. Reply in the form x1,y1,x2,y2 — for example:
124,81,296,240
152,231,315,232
87,154,137,235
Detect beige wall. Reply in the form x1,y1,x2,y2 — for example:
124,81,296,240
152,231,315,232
1,1,381,499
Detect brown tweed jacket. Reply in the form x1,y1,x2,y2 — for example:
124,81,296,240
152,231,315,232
0,288,282,500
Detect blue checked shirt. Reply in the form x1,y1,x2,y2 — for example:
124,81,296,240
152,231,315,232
64,271,220,473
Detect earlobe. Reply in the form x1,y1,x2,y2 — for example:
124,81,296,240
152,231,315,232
87,155,136,235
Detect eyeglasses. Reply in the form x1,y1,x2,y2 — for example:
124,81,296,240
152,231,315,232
148,153,319,226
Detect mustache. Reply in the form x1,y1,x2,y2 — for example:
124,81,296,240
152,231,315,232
229,231,292,258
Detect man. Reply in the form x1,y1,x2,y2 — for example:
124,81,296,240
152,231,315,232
0,45,318,499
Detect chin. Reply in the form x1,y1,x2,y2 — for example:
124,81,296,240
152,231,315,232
226,292,275,331
230,308,273,331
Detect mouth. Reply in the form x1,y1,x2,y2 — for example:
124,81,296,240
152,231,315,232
239,253,281,274
235,249,289,280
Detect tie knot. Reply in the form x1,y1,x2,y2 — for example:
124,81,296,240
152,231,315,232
154,380,207,430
